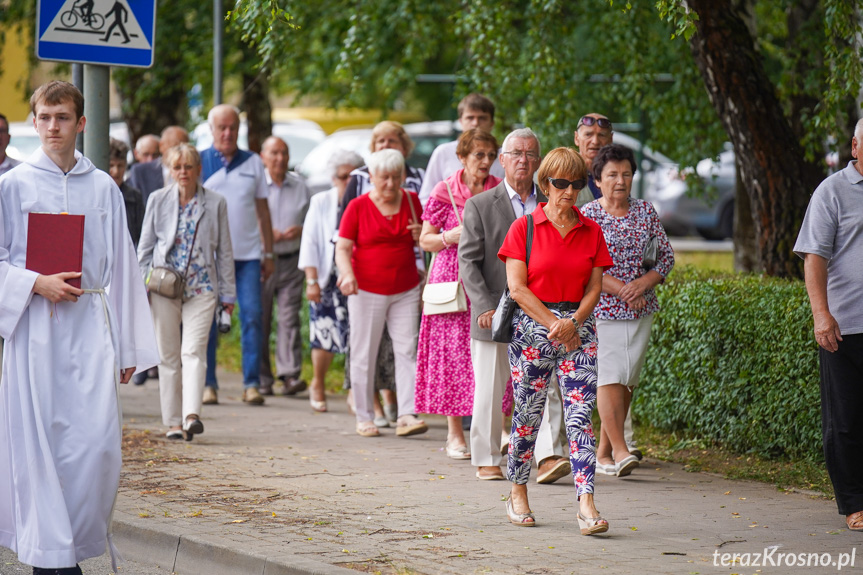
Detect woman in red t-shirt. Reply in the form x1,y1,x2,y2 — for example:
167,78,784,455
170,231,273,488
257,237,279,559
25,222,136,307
336,149,429,438
497,147,614,534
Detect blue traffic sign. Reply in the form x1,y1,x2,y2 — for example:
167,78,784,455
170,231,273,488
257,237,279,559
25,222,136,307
36,0,156,67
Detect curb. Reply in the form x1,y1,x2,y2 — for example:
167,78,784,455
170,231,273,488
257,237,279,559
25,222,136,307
112,519,357,575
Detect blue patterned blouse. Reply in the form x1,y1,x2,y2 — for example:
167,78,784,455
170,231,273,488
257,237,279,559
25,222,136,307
165,194,213,299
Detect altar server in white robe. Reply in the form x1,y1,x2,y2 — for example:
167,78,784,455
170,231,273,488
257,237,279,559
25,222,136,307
0,81,159,575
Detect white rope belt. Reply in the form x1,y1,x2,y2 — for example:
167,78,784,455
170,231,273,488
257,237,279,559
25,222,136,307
81,288,110,329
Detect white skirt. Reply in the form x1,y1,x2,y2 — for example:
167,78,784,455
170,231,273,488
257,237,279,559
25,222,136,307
596,315,654,388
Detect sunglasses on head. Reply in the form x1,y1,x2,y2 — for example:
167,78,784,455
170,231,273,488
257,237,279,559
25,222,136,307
547,177,586,190
578,116,612,130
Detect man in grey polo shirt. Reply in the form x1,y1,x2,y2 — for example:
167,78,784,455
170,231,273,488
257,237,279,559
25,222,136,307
794,117,863,532
259,136,311,396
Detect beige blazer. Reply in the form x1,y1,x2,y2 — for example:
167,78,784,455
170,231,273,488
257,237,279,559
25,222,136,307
458,181,546,341
137,183,236,303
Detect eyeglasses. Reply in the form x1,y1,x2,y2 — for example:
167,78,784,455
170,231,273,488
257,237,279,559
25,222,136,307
502,151,540,161
577,116,612,130
335,173,351,181
547,177,586,190
471,152,497,161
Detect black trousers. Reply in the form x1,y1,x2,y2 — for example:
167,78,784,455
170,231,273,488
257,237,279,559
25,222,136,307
820,333,863,515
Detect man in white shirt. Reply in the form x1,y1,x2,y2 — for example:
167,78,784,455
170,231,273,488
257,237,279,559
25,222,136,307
0,113,21,177
418,93,504,206
201,104,275,406
259,136,311,396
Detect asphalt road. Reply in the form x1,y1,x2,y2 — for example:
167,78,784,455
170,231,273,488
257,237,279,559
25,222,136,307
0,548,174,575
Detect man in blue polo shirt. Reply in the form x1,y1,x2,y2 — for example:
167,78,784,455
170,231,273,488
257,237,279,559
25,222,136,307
201,104,274,406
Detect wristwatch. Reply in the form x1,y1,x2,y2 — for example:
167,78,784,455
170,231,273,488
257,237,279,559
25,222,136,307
570,315,580,329
263,252,274,260
306,278,318,286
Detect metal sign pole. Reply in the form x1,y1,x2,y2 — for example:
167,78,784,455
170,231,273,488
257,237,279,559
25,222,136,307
83,64,110,172
214,0,223,105
72,64,84,153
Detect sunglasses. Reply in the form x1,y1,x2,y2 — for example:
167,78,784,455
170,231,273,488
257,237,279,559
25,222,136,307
577,116,612,130
547,177,586,190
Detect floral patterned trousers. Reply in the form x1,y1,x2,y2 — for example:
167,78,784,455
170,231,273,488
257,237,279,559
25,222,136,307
507,308,599,497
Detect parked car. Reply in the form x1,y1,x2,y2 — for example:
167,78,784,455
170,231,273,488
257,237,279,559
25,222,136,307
611,133,733,239
191,119,326,170
296,120,458,194
6,120,134,163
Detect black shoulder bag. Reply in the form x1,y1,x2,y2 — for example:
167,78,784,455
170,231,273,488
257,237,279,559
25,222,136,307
491,214,533,343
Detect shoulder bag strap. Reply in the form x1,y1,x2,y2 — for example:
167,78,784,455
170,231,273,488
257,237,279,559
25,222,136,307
525,214,534,270
181,193,202,280
403,189,427,275
445,181,462,226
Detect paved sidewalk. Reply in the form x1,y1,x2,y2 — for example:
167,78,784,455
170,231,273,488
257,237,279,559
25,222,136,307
110,370,858,575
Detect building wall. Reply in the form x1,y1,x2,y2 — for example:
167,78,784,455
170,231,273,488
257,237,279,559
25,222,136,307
0,24,33,122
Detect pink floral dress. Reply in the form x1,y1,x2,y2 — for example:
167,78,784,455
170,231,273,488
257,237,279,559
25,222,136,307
414,194,514,417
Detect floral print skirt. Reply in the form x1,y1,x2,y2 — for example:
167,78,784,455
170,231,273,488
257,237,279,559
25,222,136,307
507,308,599,497
309,271,349,354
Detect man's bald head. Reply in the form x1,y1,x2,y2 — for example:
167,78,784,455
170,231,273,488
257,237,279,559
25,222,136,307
261,136,289,183
159,126,189,157
134,134,160,163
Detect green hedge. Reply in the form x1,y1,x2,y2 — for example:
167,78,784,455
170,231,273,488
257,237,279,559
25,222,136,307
634,268,823,462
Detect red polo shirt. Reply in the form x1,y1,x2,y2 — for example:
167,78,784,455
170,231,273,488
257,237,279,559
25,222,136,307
498,203,613,302
339,190,422,295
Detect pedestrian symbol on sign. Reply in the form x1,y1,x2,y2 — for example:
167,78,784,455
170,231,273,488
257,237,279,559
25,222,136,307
101,1,130,44
40,0,151,50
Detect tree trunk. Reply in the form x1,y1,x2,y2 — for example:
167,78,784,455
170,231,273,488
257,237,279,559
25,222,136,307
241,52,272,154
687,0,823,278
733,156,759,272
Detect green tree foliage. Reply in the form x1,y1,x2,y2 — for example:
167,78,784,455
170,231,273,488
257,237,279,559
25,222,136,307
232,0,863,278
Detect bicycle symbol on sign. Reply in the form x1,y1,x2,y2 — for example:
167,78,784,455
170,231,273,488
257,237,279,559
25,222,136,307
60,0,105,31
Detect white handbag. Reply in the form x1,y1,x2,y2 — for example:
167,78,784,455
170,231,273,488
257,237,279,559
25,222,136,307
422,181,468,316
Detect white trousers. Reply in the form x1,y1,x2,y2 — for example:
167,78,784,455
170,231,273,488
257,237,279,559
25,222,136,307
151,291,218,427
469,338,566,466
347,287,420,424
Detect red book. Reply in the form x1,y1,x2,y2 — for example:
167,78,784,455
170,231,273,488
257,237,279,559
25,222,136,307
25,213,85,289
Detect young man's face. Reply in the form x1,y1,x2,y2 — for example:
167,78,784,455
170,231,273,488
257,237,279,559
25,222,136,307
33,100,84,157
460,108,494,132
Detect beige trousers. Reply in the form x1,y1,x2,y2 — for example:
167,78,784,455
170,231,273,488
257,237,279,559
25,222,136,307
151,291,218,427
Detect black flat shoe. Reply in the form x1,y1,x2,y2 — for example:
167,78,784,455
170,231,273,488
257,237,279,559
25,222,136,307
33,565,83,575
183,415,204,441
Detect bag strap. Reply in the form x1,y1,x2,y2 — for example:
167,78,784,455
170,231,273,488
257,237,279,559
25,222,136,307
525,214,534,269
444,181,462,226
403,189,427,277
181,191,202,280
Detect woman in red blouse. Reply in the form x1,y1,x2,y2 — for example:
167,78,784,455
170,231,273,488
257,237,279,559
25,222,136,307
498,147,613,534
336,149,429,438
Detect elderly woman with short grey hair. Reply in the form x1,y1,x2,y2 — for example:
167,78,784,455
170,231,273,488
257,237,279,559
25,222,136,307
298,150,365,412
336,149,428,438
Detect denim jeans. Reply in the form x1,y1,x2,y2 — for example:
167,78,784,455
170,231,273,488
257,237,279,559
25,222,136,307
206,259,262,389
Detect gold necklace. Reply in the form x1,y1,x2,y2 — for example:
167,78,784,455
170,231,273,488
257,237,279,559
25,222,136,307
544,207,573,229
